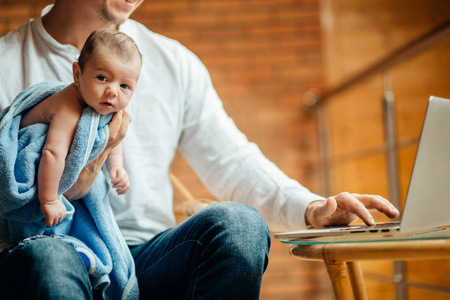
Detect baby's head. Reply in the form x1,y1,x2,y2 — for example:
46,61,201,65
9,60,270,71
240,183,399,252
73,28,142,115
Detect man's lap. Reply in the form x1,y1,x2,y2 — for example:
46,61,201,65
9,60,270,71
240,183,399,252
130,201,271,299
0,237,92,299
0,201,270,299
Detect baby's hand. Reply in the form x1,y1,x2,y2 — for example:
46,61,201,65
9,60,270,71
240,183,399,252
41,200,66,227
110,166,130,195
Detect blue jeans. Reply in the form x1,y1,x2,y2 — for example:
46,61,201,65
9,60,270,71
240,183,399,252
0,201,270,299
0,236,92,299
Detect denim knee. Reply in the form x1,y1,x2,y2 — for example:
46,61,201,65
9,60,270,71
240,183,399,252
199,201,270,235
1,237,92,299
188,202,271,299
196,201,271,263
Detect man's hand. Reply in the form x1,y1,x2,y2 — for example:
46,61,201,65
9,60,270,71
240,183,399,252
305,192,400,228
104,109,129,153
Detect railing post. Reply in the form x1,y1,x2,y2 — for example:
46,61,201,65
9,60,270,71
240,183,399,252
382,72,401,210
382,71,407,300
304,89,333,197
317,104,332,197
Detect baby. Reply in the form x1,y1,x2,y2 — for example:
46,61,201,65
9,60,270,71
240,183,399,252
19,28,142,227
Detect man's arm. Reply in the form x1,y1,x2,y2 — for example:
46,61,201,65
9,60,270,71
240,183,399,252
63,109,129,200
176,46,399,231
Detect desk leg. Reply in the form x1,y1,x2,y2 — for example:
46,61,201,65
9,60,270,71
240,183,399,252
347,261,368,300
324,260,353,300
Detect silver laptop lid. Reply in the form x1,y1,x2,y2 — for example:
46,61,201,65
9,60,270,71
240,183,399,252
400,96,450,233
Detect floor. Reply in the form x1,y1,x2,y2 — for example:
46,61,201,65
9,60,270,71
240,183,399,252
260,234,332,300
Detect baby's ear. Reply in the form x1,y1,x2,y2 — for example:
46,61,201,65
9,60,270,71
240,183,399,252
72,62,81,85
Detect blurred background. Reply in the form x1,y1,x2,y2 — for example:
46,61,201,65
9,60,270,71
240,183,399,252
1,0,449,299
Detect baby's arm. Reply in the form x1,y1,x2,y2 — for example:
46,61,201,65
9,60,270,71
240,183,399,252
107,143,130,195
39,111,79,227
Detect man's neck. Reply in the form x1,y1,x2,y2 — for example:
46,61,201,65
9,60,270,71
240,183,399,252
42,2,117,50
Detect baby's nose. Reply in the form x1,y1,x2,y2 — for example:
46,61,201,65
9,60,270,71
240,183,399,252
105,85,118,97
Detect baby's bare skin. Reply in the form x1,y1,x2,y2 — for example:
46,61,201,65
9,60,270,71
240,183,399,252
20,83,84,129
21,43,140,227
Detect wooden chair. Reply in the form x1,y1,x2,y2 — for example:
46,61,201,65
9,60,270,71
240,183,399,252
170,173,216,221
288,239,450,300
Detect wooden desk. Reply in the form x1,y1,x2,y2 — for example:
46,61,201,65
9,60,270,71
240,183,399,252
288,239,450,300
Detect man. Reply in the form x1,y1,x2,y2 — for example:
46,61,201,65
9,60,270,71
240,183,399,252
0,0,399,299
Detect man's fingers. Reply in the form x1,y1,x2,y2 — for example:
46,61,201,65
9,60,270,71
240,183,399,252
306,192,400,228
107,109,129,148
335,192,375,226
319,197,337,219
108,110,123,141
374,195,400,217
352,194,400,218
307,197,337,228
118,108,129,138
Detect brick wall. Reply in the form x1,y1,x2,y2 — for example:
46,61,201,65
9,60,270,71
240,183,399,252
138,0,325,198
0,1,328,299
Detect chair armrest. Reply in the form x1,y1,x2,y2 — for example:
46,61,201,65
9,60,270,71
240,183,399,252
170,173,216,217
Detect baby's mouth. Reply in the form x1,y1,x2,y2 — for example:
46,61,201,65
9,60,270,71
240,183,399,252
101,102,114,108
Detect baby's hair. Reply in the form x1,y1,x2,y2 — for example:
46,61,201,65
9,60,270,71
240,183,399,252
78,28,142,71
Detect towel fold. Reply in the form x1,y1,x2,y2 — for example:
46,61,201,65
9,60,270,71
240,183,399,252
0,81,138,299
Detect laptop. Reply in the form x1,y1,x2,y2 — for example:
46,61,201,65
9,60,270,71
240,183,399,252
275,96,450,244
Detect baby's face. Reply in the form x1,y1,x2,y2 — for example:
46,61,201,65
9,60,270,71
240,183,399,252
76,52,141,115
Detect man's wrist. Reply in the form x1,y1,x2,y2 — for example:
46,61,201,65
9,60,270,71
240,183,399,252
86,151,108,174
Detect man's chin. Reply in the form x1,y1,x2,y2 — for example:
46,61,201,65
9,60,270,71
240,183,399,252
100,10,129,26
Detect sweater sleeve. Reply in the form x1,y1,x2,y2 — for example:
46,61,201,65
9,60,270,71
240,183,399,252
176,46,325,231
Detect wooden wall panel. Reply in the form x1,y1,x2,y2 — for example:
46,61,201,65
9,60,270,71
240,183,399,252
364,279,395,300
408,287,450,300
321,0,450,298
321,0,450,86
392,41,450,140
332,154,388,197
327,77,385,158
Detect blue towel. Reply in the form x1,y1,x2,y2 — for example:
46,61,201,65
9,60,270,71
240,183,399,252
0,82,138,299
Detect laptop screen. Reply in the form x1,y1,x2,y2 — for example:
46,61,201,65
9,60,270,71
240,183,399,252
400,96,450,233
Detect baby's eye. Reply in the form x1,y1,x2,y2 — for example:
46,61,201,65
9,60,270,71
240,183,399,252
97,76,106,81
120,84,129,90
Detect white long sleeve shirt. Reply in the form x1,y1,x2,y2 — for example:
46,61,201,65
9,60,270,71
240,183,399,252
0,6,324,245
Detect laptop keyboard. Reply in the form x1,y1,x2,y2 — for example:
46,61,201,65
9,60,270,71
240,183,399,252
334,221,401,233
351,221,401,233
368,221,401,228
